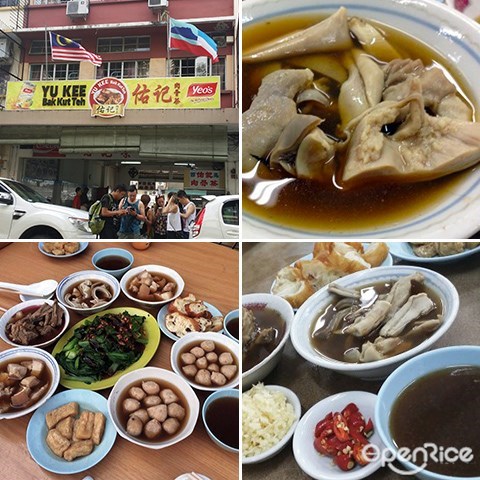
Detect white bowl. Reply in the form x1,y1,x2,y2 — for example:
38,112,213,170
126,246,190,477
171,332,240,392
291,266,459,380
242,385,301,464
242,293,295,389
293,391,382,480
0,346,60,420
0,299,70,348
120,264,185,308
375,346,480,480
56,270,120,315
242,0,480,239
107,366,199,450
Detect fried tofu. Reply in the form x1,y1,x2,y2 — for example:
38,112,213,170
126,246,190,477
92,412,106,445
46,429,71,457
73,411,95,440
46,402,79,429
63,440,94,462
56,416,75,439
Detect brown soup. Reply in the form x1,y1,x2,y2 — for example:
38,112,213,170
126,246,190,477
243,15,476,233
117,377,189,443
243,305,285,373
310,280,442,362
390,367,480,476
205,396,239,449
226,317,239,340
95,255,131,270
0,357,51,414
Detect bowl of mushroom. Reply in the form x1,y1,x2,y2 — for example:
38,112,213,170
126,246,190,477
107,367,199,450
170,333,240,391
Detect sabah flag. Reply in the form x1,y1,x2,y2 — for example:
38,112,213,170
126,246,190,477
169,18,219,64
49,32,102,67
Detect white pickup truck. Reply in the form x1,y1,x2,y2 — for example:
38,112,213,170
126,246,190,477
0,178,94,239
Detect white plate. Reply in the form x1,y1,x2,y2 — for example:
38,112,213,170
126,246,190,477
293,391,382,480
174,475,210,480
38,242,89,258
242,0,480,239
388,242,480,263
157,301,224,342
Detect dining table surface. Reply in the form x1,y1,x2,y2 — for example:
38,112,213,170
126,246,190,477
0,241,239,480
242,241,480,480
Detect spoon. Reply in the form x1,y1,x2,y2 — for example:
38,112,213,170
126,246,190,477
0,279,58,298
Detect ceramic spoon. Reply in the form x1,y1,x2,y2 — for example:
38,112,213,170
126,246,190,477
0,279,58,298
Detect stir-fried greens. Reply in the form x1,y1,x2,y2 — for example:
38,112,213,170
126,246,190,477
55,311,148,384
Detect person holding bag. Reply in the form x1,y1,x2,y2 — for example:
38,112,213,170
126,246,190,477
162,192,183,239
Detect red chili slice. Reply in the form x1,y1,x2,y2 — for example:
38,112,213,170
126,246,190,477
353,442,373,466
333,412,350,442
341,402,359,419
334,453,356,471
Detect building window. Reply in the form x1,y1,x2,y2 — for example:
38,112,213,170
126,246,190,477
0,0,19,6
97,36,150,53
169,57,226,90
30,63,80,81
96,60,149,79
33,0,68,4
29,40,51,55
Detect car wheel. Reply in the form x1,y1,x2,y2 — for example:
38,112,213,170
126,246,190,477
21,227,62,239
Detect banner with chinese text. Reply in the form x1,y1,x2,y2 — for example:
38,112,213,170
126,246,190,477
5,76,221,112
184,169,224,190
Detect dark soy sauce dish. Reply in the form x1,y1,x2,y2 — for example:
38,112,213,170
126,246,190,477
95,256,131,270
390,366,480,477
242,304,286,373
204,396,239,450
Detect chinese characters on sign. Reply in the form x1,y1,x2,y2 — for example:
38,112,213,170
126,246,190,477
5,77,221,113
184,170,224,190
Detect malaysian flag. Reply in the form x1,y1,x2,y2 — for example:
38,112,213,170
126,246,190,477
49,32,102,67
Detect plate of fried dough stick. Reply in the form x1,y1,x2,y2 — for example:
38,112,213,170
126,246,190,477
26,389,117,474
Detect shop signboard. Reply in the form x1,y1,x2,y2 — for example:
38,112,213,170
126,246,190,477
5,76,221,114
184,169,224,190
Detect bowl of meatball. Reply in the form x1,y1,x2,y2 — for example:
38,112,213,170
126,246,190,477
107,367,199,450
170,333,240,392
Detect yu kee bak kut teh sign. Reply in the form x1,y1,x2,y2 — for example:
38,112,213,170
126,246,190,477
5,76,221,115
184,169,225,190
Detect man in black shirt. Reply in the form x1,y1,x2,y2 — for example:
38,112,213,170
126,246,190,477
99,184,128,239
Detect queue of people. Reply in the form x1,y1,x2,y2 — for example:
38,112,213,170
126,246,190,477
92,184,195,239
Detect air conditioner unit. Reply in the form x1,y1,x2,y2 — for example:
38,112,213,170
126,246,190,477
148,0,168,9
66,0,89,17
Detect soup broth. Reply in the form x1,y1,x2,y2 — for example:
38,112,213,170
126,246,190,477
243,15,476,232
310,280,442,362
95,256,130,270
243,305,285,373
205,396,239,449
390,367,480,476
226,317,239,340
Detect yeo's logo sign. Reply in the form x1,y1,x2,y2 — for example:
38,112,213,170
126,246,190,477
187,82,218,98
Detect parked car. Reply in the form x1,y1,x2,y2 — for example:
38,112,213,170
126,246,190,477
190,195,239,240
0,178,93,239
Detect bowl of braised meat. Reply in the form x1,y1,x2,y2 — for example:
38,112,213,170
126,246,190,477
0,299,70,348
242,293,295,388
0,346,60,420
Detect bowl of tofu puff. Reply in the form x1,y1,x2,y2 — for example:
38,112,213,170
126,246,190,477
107,367,199,449
170,333,240,391
0,347,60,420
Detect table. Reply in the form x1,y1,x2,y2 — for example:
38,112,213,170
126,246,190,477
242,242,480,480
0,242,239,480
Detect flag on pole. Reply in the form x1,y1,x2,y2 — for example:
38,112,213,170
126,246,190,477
169,18,219,64
49,32,102,67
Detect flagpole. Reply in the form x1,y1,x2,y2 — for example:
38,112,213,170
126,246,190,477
166,13,171,77
44,26,48,80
